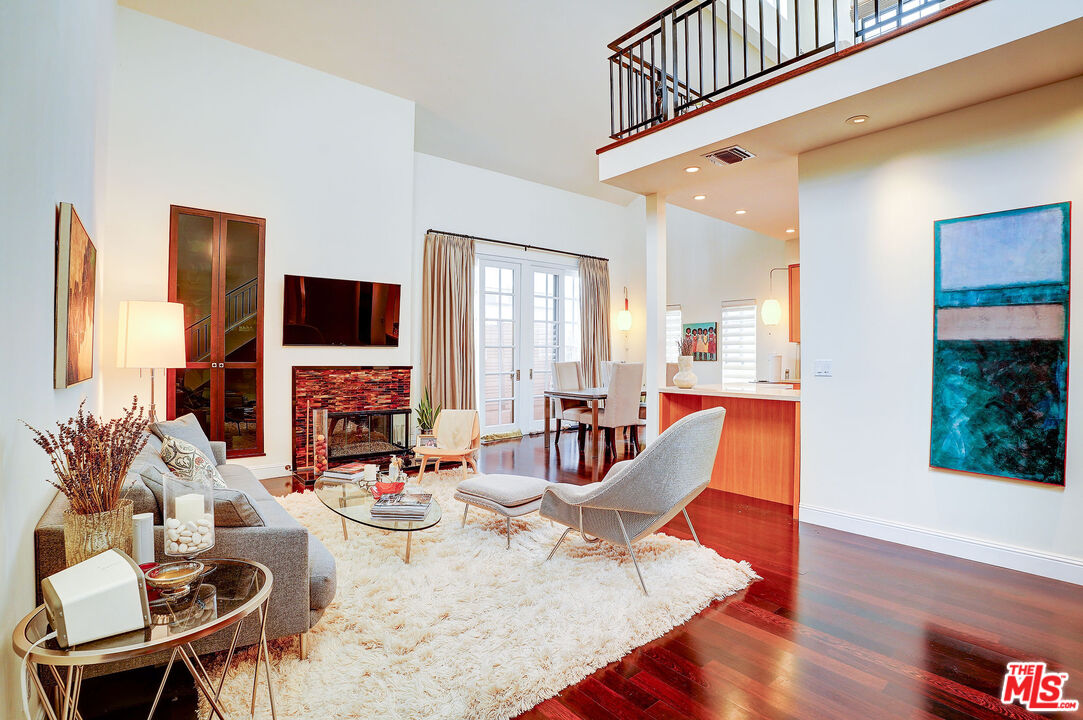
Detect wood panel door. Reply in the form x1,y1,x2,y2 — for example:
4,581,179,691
167,205,265,458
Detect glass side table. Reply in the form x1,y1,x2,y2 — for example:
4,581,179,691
11,558,277,720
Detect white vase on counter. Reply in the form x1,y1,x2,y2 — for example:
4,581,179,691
673,355,697,388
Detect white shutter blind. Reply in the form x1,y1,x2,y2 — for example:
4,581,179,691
665,305,682,363
720,300,756,383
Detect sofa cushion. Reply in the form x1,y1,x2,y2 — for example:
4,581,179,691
307,534,337,611
456,474,550,508
216,465,271,500
140,465,265,528
149,414,216,465
160,436,227,489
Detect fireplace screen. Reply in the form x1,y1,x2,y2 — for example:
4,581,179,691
324,409,410,462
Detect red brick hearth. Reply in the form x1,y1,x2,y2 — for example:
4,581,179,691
291,366,411,474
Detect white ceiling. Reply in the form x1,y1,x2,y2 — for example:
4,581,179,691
119,0,663,205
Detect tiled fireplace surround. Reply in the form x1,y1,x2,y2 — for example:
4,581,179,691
291,366,412,475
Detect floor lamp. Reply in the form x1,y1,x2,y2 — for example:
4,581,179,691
117,301,186,423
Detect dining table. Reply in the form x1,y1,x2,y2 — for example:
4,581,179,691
543,386,607,481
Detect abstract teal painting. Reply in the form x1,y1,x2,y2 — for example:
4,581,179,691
931,202,1071,485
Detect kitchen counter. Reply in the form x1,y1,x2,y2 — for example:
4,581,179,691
659,384,801,518
660,383,800,402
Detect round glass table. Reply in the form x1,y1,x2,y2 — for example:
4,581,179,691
12,559,276,720
313,478,441,563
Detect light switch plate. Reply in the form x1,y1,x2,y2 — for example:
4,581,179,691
813,359,833,377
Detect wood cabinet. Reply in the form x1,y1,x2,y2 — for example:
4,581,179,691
167,205,265,458
788,263,800,343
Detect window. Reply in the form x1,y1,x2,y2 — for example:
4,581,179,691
665,305,682,363
720,300,756,383
562,274,581,363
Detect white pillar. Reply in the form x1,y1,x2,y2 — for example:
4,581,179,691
644,193,667,442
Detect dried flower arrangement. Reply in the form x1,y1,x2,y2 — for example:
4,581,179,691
676,335,696,358
24,397,147,515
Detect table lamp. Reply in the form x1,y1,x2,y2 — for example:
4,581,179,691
117,301,186,422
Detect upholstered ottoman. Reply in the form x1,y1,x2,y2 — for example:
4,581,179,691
454,474,550,548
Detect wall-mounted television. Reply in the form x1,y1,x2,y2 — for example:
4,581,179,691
283,274,400,347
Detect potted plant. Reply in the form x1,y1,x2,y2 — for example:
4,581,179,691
673,336,698,388
414,388,441,436
24,398,148,566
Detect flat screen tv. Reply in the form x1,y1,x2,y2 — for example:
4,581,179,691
283,274,400,347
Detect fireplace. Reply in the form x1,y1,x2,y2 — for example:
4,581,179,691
292,366,412,480
326,409,411,462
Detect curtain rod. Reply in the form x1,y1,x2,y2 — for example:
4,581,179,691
426,229,609,263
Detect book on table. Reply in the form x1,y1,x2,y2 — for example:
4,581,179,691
370,492,432,519
323,461,368,480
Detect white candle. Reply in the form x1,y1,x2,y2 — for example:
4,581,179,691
132,512,154,565
174,493,205,525
364,464,378,484
388,464,399,482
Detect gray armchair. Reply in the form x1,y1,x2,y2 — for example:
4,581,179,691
539,407,726,594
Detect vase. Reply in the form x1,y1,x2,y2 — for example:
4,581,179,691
63,499,134,567
673,356,698,388
163,471,216,558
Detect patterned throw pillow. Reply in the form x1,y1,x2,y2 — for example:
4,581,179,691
160,435,227,489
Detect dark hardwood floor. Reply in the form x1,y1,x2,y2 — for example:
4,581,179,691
497,431,1083,720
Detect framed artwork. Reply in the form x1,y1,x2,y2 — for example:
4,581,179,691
682,322,717,362
417,433,438,448
54,202,96,389
930,202,1071,486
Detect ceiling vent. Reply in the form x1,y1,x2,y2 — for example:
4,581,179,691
704,146,755,166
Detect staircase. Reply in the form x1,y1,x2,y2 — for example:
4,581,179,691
186,278,258,361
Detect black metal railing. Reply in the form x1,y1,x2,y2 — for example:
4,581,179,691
608,0,965,140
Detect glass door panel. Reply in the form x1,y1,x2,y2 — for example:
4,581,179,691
223,219,261,362
224,368,259,452
175,213,216,363
530,271,561,429
479,261,519,433
174,368,212,434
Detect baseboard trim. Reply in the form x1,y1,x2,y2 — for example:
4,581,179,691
799,504,1083,586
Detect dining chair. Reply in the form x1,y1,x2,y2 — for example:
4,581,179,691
564,362,644,457
552,361,587,446
414,409,480,484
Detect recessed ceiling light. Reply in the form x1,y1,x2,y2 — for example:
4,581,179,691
846,114,869,125
786,228,796,233
684,166,700,173
735,209,747,215
693,194,706,200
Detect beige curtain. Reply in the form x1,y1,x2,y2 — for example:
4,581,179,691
421,232,476,410
578,257,612,387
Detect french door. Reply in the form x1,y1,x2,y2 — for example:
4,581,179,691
477,254,580,435
167,205,265,458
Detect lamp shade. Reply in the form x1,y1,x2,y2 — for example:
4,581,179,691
616,309,632,332
117,301,186,369
760,298,782,326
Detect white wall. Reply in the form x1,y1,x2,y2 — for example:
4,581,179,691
0,0,114,714
412,153,646,405
102,9,416,476
666,207,797,383
799,77,1083,582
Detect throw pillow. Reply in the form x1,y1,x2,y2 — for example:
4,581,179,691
161,435,228,490
139,465,265,528
149,414,217,465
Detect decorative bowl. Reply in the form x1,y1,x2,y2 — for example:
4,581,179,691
372,481,405,499
145,560,205,598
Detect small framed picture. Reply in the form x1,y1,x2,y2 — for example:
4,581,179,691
418,434,437,448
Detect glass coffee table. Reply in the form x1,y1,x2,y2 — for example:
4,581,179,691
313,478,442,563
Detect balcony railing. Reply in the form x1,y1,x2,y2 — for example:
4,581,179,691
608,0,966,141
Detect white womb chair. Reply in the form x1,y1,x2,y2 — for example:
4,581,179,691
540,407,726,594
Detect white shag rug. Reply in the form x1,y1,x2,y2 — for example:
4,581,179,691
208,470,758,720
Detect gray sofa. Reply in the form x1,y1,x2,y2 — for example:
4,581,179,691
34,432,336,675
